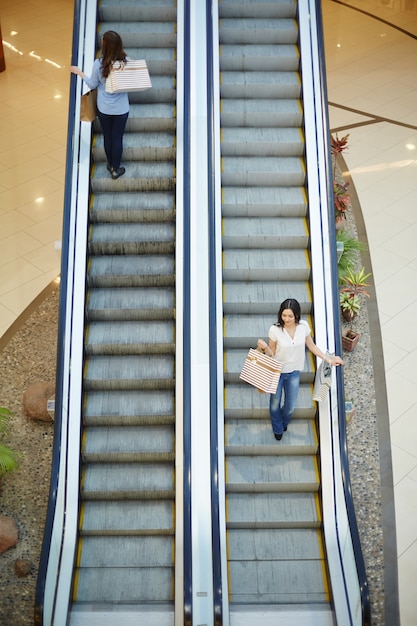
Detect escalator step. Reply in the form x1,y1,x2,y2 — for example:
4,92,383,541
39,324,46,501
86,288,174,321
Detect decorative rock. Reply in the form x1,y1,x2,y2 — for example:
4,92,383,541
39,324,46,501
22,382,55,422
14,558,32,577
0,515,18,553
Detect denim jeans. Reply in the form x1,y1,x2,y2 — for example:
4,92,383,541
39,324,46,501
97,111,129,170
269,370,300,435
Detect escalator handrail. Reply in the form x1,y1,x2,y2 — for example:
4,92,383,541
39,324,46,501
314,2,371,624
182,1,193,624
301,1,371,624
34,0,96,622
34,0,83,622
206,0,223,624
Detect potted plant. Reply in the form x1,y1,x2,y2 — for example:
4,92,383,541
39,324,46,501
340,292,360,321
331,133,351,226
333,180,351,225
339,266,371,351
0,406,20,478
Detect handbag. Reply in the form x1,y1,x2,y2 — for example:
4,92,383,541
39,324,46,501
80,89,97,122
105,59,152,94
239,348,282,394
313,352,333,402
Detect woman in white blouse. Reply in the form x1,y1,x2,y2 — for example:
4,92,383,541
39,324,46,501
257,298,344,440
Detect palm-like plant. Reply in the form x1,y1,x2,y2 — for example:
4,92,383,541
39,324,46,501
340,266,371,334
0,406,20,476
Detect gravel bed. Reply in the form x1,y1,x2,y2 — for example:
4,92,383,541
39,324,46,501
0,288,58,626
0,278,388,625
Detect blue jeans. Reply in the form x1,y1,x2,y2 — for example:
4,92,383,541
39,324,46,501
97,111,129,170
270,370,300,435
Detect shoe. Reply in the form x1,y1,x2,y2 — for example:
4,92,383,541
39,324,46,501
106,162,112,173
111,166,125,180
274,433,283,441
284,426,287,432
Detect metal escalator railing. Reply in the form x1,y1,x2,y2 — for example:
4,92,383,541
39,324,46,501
35,0,188,623
210,0,371,624
206,1,223,624
312,1,371,624
182,1,192,624
300,1,371,624
34,0,95,622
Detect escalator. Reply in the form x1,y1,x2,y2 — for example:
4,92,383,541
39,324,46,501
219,1,334,620
35,1,371,625
70,0,178,620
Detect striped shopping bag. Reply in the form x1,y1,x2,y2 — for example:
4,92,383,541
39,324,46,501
239,348,282,394
105,59,152,94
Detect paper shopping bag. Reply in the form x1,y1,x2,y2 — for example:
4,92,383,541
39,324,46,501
80,89,97,122
106,59,152,93
239,348,282,394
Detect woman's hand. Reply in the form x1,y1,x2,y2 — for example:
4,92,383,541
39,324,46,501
329,355,344,366
70,66,84,78
257,339,268,352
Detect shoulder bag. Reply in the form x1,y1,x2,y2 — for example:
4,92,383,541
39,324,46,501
105,59,152,94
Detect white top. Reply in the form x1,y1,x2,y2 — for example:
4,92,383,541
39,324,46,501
268,319,311,373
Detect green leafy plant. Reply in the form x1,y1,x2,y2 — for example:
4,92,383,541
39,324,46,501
340,266,371,334
336,229,366,283
0,406,20,476
340,292,360,317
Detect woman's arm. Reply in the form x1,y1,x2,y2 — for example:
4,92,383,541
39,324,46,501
70,66,86,80
70,60,100,90
257,338,276,358
305,335,344,366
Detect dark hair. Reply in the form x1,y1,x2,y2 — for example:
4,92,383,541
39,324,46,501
100,31,127,79
276,298,301,327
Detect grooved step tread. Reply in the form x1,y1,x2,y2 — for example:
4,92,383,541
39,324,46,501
226,492,321,528
223,313,314,344
73,567,174,603
222,216,308,248
224,385,315,420
220,44,299,72
220,19,298,45
82,425,174,457
226,455,319,492
83,390,174,421
220,98,303,127
85,320,174,355
223,249,310,281
223,281,311,314
225,418,317,454
81,500,175,533
221,127,303,156
86,288,174,321
219,1,296,19
81,462,175,496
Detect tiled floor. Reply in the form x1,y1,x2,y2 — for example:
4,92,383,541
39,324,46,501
1,0,416,624
0,0,72,338
323,2,417,624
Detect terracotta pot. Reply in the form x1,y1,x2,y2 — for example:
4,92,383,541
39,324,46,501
342,331,360,352
342,309,357,323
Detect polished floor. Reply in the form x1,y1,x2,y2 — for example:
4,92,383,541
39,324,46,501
0,0,416,624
